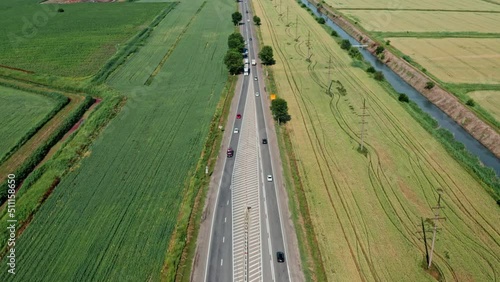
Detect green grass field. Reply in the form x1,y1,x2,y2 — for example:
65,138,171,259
0,0,234,280
254,0,500,280
0,86,57,162
0,0,168,77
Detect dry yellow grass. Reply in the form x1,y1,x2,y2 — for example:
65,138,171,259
468,91,500,121
343,10,500,33
387,37,500,84
326,0,500,11
254,0,500,280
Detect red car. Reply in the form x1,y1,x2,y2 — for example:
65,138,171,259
236,114,242,119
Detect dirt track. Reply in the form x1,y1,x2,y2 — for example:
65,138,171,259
315,1,500,159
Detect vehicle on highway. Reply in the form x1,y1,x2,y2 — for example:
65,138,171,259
234,128,239,134
255,92,259,97
236,114,242,119
244,66,249,76
277,252,285,263
267,175,273,182
262,138,267,144
227,148,234,158
251,59,256,65
254,76,258,81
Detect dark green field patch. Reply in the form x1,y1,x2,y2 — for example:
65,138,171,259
0,0,170,77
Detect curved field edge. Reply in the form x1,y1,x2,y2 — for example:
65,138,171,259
163,76,237,282
319,2,500,135
0,75,124,260
0,82,68,166
0,79,92,205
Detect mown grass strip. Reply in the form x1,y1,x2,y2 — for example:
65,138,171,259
0,80,69,165
373,31,500,38
0,91,124,260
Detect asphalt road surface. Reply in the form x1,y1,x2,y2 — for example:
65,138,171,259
204,1,292,281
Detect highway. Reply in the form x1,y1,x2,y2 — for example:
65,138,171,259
203,0,292,281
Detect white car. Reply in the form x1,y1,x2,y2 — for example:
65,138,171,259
267,175,273,182
255,92,260,97
234,128,239,134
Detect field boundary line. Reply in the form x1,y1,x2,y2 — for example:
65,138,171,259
144,1,208,86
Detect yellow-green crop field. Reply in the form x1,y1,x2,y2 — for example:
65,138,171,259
387,37,500,84
468,91,500,121
343,11,500,33
327,0,500,11
254,0,500,280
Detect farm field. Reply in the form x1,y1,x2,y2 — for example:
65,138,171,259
468,91,500,121
343,10,500,33
0,86,57,162
0,0,168,77
325,0,500,11
254,0,500,280
0,0,234,280
387,37,500,84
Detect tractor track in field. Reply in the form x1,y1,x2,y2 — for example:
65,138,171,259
259,0,500,280
256,0,367,280
267,4,384,280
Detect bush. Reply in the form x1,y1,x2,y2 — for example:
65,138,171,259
385,40,390,45
331,30,338,37
466,99,475,106
402,55,412,63
57,8,64,13
375,46,385,55
398,93,409,103
317,17,326,24
348,48,361,60
374,71,384,81
259,45,275,65
340,39,351,50
425,81,435,89
366,66,375,73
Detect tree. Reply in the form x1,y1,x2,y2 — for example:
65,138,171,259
340,39,351,50
398,93,409,103
253,15,261,26
375,46,385,55
466,99,475,106
228,32,244,52
425,81,435,89
366,66,375,73
316,17,325,24
374,71,384,81
224,49,244,75
232,12,242,26
331,30,338,37
259,45,275,65
270,98,291,124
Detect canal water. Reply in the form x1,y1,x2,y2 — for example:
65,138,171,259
300,0,500,176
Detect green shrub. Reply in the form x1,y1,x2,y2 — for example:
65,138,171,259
466,99,475,106
374,71,384,81
398,93,409,103
425,81,435,89
366,66,376,73
340,39,351,50
331,30,338,37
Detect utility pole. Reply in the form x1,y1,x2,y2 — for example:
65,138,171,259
295,15,298,41
306,31,311,62
416,217,431,266
428,190,445,269
359,99,368,152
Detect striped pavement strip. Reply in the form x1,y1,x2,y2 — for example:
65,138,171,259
232,87,262,282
